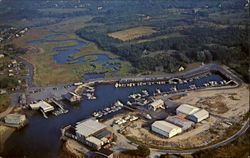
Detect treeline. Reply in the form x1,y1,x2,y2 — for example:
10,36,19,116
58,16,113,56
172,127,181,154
77,26,249,81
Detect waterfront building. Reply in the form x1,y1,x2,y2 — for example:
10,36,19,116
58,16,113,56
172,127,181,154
63,92,81,102
62,118,113,150
29,101,54,113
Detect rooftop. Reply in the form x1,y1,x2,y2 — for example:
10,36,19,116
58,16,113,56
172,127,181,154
86,136,103,145
191,109,209,118
152,120,181,133
76,118,107,137
5,113,25,120
166,115,193,123
176,104,200,115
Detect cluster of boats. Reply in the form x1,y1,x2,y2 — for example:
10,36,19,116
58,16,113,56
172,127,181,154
92,100,124,118
52,109,69,116
115,81,169,88
113,115,139,125
83,86,96,100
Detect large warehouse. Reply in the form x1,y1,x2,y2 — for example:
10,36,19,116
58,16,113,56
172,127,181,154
166,115,194,131
186,109,209,122
176,104,200,115
151,120,182,138
63,117,114,150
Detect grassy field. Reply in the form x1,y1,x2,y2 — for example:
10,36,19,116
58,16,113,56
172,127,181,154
11,16,132,86
108,26,157,41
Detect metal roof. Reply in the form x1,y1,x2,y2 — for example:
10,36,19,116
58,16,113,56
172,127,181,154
176,104,200,115
76,118,107,137
152,120,181,133
5,113,25,120
191,109,209,118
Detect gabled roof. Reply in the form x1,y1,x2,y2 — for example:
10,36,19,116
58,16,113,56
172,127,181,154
176,104,200,115
191,109,209,118
152,120,181,133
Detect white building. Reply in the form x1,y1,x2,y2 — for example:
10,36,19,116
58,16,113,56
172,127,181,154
5,114,26,125
149,99,165,111
176,104,200,115
151,120,182,138
186,109,209,122
75,118,107,138
29,101,54,113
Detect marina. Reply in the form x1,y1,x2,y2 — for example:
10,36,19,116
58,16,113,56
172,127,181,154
2,66,240,158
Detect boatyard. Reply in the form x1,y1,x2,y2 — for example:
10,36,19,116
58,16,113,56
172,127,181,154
1,63,249,158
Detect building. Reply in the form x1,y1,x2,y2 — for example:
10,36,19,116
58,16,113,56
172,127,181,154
4,114,26,125
63,92,81,103
29,101,54,113
63,118,114,150
176,104,200,115
178,66,185,72
151,120,182,138
186,109,209,122
166,115,194,131
148,99,165,111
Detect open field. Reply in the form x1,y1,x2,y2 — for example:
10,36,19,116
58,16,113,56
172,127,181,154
108,26,157,41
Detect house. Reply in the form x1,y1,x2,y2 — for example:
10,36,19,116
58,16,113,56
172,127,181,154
148,99,165,111
176,104,200,115
166,115,194,131
178,66,185,72
4,114,26,125
151,120,182,138
63,92,81,103
186,109,209,122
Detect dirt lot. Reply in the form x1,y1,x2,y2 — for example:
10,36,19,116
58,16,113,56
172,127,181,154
109,84,249,149
108,26,157,41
